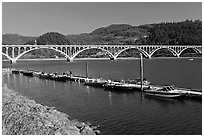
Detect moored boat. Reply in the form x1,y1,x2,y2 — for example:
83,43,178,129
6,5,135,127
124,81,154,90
144,85,183,98
104,82,135,91
33,71,42,77
49,73,68,82
22,70,33,77
84,78,107,87
54,74,68,82
19,69,25,74
104,79,150,92
12,69,20,74
39,72,51,79
125,78,150,85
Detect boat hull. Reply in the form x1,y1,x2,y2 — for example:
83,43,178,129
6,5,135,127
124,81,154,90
54,76,67,82
84,82,107,87
104,85,135,91
39,74,51,79
144,91,182,98
22,71,33,77
12,70,20,74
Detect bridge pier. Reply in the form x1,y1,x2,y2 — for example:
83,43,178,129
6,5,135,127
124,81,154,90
10,60,17,64
110,57,117,60
67,58,73,62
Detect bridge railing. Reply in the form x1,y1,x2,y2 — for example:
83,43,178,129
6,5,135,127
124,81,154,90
2,44,202,48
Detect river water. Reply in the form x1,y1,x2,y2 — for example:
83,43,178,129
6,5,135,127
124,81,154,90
2,58,202,135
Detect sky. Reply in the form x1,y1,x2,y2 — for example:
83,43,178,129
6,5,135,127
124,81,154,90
2,2,202,36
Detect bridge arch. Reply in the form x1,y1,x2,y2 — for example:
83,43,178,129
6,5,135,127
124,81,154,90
15,47,71,61
2,53,13,61
71,47,115,60
179,47,202,56
114,47,150,58
150,47,179,57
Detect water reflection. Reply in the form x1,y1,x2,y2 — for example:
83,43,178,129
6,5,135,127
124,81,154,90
19,74,23,86
144,94,185,109
122,94,128,104
140,92,145,100
6,73,11,85
108,92,112,106
13,74,17,87
53,80,56,89
85,86,91,96
2,58,202,135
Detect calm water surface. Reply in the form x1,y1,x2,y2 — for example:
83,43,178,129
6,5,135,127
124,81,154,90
2,58,202,135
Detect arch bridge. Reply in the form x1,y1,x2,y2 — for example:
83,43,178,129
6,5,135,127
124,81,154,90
2,45,202,63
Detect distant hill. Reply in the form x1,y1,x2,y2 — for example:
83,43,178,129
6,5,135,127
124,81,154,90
27,32,71,45
2,20,202,45
139,20,202,45
2,34,36,45
66,20,202,45
66,24,149,45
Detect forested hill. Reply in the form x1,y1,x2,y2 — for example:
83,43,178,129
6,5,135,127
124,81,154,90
66,24,148,45
2,32,71,45
67,20,202,45
139,20,202,45
2,34,35,45
27,32,71,45
2,20,202,45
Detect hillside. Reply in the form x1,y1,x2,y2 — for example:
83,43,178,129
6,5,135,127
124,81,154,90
2,34,36,45
27,32,71,45
66,20,202,45
139,20,202,45
2,20,202,45
66,24,149,45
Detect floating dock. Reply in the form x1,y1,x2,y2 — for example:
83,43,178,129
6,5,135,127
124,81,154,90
8,68,202,100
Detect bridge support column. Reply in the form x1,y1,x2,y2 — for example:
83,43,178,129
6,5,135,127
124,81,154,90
18,47,20,56
6,47,8,55
67,58,73,62
110,57,117,60
12,47,15,58
10,59,17,64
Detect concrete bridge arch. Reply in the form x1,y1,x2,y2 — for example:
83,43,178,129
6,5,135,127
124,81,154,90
70,47,115,60
178,47,202,57
2,53,13,61
150,47,179,57
114,47,150,58
14,47,71,62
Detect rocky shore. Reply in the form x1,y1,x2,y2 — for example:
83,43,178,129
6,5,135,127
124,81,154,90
2,84,99,135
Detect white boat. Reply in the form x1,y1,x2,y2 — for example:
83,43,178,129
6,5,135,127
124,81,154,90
84,78,107,87
144,85,183,98
33,71,42,77
104,80,149,91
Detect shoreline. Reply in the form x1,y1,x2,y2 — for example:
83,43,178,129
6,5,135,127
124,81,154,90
2,84,99,135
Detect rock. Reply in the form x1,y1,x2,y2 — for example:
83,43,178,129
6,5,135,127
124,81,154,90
2,86,98,135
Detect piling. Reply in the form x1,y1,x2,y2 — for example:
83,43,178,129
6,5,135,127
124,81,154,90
140,53,143,91
86,62,88,78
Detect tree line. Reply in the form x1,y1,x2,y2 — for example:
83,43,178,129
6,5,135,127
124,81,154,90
26,32,71,45
138,20,201,45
